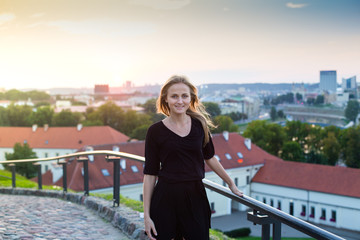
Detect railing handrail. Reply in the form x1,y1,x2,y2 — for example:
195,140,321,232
0,150,345,240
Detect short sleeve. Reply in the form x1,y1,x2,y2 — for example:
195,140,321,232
203,133,215,160
143,125,160,175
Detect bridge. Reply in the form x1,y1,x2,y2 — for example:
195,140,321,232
0,151,350,239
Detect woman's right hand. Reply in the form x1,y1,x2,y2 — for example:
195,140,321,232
144,216,157,240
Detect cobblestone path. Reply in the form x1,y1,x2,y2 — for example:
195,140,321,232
0,194,131,240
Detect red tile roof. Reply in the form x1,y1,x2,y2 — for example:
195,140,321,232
51,132,280,191
0,126,129,149
252,160,360,198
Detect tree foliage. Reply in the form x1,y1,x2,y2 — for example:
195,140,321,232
345,100,359,122
203,102,221,118
213,115,239,133
5,143,38,178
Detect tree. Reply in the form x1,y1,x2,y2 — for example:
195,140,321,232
341,127,360,168
141,98,164,123
345,100,359,122
295,93,303,102
226,112,247,121
270,107,277,121
130,124,150,140
52,109,82,126
315,95,324,105
29,106,54,126
0,106,9,126
280,141,304,162
203,102,221,118
5,143,38,178
213,115,239,133
277,110,285,119
322,132,340,166
7,104,33,126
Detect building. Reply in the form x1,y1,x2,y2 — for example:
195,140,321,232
320,71,337,93
0,125,129,173
341,76,358,99
36,132,360,232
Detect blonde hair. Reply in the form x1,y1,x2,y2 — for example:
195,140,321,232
156,75,215,145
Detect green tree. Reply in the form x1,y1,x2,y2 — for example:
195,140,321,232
213,115,239,133
345,100,360,122
7,104,33,126
280,141,304,162
26,90,51,101
306,150,328,165
296,93,303,102
5,143,38,178
322,132,340,166
52,109,82,126
341,127,360,168
277,110,285,119
315,95,324,105
270,107,277,121
130,124,150,140
29,106,54,126
203,102,221,118
5,89,26,101
243,120,268,148
226,112,247,121
0,106,9,126
120,110,152,136
141,98,164,123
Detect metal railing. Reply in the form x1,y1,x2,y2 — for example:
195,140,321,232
0,150,345,240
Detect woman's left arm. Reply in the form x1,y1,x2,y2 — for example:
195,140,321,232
205,156,243,197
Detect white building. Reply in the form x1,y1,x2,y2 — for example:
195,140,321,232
0,125,129,173
320,70,337,93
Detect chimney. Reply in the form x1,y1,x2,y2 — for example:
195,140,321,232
244,138,251,150
112,146,120,152
44,124,49,132
223,131,229,141
77,123,83,131
32,124,37,132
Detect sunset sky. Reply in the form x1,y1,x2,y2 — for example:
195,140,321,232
0,0,359,89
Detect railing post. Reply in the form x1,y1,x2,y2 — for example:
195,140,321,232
273,220,282,240
248,211,279,240
78,156,89,196
34,163,42,190
106,156,120,207
9,164,16,188
59,160,67,193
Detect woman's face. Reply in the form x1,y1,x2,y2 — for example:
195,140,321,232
165,83,191,115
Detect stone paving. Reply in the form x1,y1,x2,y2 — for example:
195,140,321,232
0,194,131,240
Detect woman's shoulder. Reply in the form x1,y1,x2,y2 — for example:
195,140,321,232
147,120,165,133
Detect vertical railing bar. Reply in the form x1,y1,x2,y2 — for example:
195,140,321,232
10,164,16,188
273,221,282,240
78,157,89,196
59,160,67,193
262,224,270,240
106,156,121,207
37,164,42,190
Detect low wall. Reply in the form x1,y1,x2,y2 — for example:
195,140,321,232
0,187,147,240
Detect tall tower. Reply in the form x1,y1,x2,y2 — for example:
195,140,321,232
320,71,337,93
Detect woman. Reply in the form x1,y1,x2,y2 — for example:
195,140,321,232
143,75,243,240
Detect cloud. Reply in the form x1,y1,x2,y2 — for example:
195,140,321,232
286,2,308,9
0,13,15,25
30,13,45,18
43,20,156,37
128,0,191,10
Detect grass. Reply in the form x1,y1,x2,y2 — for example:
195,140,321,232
234,238,314,240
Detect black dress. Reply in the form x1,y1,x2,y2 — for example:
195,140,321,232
144,117,215,240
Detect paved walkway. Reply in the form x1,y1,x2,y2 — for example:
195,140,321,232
0,194,131,240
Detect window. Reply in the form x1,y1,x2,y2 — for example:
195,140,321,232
234,177,238,187
320,208,326,220
225,153,232,160
131,165,139,173
263,197,266,204
214,155,220,161
270,199,274,207
237,152,243,158
246,176,250,184
210,202,215,213
140,194,143,202
24,140,27,144
45,140,49,144
301,205,306,217
44,153,48,158
101,169,110,176
56,153,59,157
45,165,48,172
310,206,315,218
331,210,336,222
222,180,226,187
289,202,294,215
277,201,282,210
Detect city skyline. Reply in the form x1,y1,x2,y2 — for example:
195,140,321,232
0,0,359,90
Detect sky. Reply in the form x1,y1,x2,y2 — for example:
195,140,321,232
0,0,359,90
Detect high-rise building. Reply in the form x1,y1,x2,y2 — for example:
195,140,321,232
342,76,357,90
320,70,337,93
